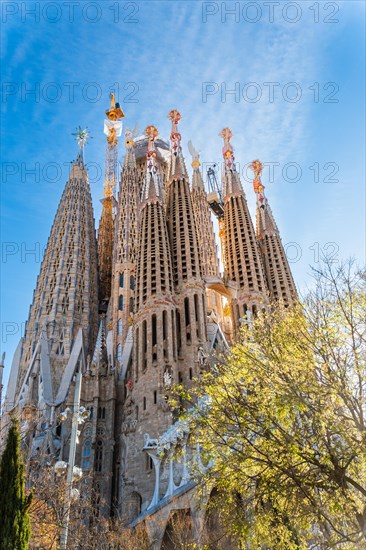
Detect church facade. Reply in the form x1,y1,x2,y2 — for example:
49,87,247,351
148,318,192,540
3,101,297,547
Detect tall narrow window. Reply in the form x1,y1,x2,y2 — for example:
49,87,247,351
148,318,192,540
95,440,103,472
184,297,190,326
161,310,167,342
194,294,201,338
143,396,146,410
120,273,124,288
117,319,122,336
135,327,139,380
130,275,135,290
119,295,123,311
142,320,147,370
163,310,168,359
152,315,157,346
82,440,91,470
176,310,182,355
171,310,176,359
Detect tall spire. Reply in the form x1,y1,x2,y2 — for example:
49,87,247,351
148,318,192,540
167,109,188,179
120,125,178,513
221,129,268,334
251,160,297,306
97,93,124,308
112,125,140,360
135,125,174,312
16,141,98,397
189,141,220,279
166,111,207,360
189,141,225,332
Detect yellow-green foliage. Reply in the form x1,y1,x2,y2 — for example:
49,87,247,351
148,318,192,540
184,260,366,549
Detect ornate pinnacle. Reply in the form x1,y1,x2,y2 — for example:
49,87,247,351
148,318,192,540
219,127,233,144
144,125,160,199
219,127,235,169
250,159,263,179
250,159,265,199
145,125,158,142
168,109,182,154
145,125,158,165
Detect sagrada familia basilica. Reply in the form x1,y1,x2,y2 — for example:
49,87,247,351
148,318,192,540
2,96,297,548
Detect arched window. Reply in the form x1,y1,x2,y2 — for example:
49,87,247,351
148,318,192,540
95,440,103,472
119,295,124,311
130,275,135,290
118,319,122,336
82,440,91,470
120,273,124,288
117,344,122,363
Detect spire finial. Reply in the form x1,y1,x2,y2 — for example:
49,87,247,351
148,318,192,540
250,159,265,202
168,109,182,155
144,125,160,199
220,127,235,170
72,126,91,159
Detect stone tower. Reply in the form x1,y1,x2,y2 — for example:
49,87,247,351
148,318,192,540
189,141,224,326
220,128,268,335
166,111,207,367
10,144,98,405
251,160,298,306
119,125,178,519
112,127,139,361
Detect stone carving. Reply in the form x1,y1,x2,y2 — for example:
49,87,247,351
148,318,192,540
163,368,173,387
143,433,158,449
121,419,137,434
197,345,209,371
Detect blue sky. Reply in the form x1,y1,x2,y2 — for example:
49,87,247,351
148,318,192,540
1,0,365,387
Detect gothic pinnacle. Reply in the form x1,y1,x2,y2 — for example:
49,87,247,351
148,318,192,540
168,109,187,178
220,128,243,197
143,125,161,201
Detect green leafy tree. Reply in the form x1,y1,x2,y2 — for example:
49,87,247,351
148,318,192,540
0,419,32,549
180,260,366,549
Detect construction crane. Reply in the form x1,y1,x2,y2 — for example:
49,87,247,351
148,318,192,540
103,92,124,196
206,164,226,270
98,93,124,310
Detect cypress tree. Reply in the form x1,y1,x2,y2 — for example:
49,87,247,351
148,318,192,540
0,418,32,549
